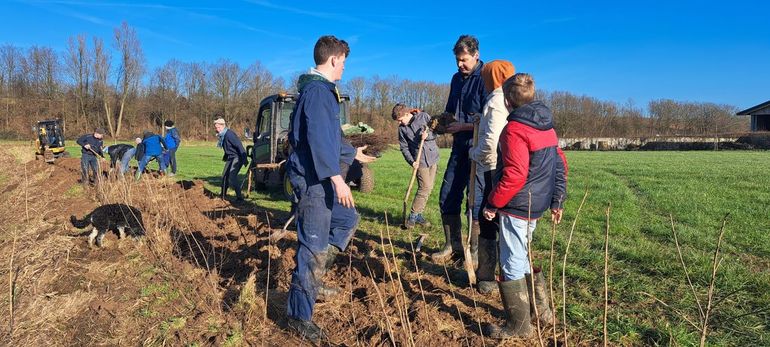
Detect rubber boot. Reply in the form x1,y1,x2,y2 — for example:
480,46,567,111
526,271,557,325
287,317,326,343
431,214,462,263
316,245,341,302
487,277,533,339
476,237,498,294
470,220,480,269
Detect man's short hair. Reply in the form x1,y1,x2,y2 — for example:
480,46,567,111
503,73,536,108
314,35,350,65
94,127,106,135
453,35,479,55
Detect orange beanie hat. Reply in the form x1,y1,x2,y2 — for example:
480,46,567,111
482,60,515,93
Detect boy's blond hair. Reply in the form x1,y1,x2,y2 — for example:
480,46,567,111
502,73,535,108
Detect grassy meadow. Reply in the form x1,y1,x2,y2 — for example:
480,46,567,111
64,141,770,345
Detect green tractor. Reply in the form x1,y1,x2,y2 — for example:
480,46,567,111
245,93,375,200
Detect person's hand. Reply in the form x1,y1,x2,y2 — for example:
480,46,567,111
551,209,563,225
483,207,497,221
412,161,419,169
421,129,429,140
331,175,355,208
355,146,377,164
84,144,91,150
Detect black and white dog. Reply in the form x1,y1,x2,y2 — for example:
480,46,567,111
70,204,145,247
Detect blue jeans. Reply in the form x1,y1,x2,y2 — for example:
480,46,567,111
439,136,472,215
221,157,244,198
136,154,166,179
119,148,136,176
499,214,538,281
286,169,359,321
80,154,99,184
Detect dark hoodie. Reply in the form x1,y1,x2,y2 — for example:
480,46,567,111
287,73,343,184
487,100,568,219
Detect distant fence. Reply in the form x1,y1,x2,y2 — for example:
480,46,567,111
559,134,763,151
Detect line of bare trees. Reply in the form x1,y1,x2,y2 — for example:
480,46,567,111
0,22,748,141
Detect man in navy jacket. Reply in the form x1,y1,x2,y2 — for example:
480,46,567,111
432,35,488,264
76,127,106,185
214,118,247,201
284,35,359,343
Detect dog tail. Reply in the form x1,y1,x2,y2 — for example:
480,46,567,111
70,212,92,228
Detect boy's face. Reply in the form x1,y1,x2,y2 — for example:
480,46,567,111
396,113,412,126
455,50,479,76
94,133,104,139
330,54,347,82
214,123,225,133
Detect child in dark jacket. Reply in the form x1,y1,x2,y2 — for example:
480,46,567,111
163,120,181,176
392,103,439,228
482,73,568,339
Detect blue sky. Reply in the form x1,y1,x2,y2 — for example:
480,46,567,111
1,0,769,110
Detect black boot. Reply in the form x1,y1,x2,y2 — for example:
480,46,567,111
486,278,533,339
287,317,326,343
317,245,341,302
431,214,462,263
526,271,556,325
476,237,498,294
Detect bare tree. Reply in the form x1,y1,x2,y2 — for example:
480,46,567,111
113,21,145,137
66,34,92,130
0,45,22,129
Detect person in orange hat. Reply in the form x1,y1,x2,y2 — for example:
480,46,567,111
470,59,515,294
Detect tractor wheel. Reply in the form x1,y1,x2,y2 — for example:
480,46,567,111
282,170,297,202
61,151,71,158
359,163,374,193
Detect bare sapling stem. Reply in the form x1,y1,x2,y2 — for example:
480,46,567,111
526,191,544,347
603,202,611,347
561,188,589,347
384,213,415,347
549,196,563,347
671,214,705,320
364,259,397,347
700,214,729,347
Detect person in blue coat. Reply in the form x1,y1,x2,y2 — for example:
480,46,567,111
214,118,247,201
76,127,106,186
284,35,360,343
136,130,167,180
163,120,181,176
432,35,488,264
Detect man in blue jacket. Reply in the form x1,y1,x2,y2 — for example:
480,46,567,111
163,120,181,176
136,130,167,180
284,35,359,343
432,35,488,264
76,127,106,186
214,118,247,201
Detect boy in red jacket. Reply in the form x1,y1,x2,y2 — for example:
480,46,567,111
482,73,567,338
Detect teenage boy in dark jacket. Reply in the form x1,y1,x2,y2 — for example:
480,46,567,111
76,127,106,185
284,35,359,343
393,103,439,228
163,120,181,176
432,35,488,264
136,131,167,180
483,73,568,339
214,118,247,201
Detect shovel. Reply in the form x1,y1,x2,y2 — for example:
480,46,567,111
401,126,428,229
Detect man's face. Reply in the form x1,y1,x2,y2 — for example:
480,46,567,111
330,54,346,82
94,133,103,139
455,50,479,76
214,123,225,133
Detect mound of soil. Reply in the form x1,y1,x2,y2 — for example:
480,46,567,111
0,150,555,346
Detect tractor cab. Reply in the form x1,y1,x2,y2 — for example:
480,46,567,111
245,93,374,200
34,119,69,163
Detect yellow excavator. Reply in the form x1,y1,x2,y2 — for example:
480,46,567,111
34,119,69,163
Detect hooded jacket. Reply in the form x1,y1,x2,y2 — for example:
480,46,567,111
471,60,515,171
141,132,167,157
487,101,568,219
287,72,343,184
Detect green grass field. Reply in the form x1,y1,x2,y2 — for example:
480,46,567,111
67,142,770,345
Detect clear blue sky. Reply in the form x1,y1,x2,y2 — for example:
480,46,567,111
1,0,769,110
